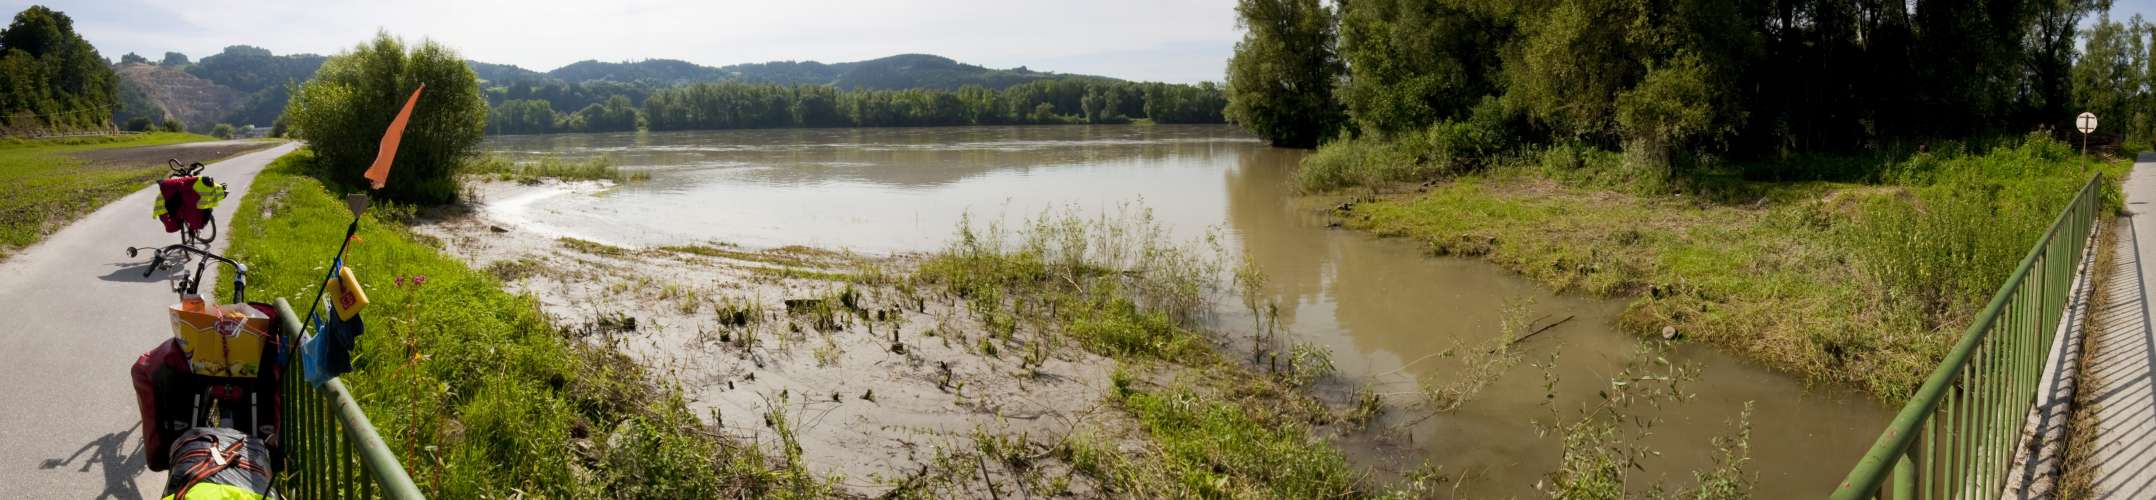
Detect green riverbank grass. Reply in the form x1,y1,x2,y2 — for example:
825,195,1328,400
1338,136,2127,402
912,208,1369,497
224,149,818,497
0,132,213,256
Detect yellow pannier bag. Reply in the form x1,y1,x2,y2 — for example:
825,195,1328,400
169,300,272,378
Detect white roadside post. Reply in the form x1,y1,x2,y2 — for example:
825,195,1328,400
2079,112,2098,172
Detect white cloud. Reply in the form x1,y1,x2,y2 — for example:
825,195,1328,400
27,0,1239,83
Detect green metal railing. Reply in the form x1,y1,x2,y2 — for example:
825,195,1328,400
273,298,426,499
1831,174,2105,499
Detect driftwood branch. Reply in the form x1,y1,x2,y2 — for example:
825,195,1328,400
1499,315,1574,350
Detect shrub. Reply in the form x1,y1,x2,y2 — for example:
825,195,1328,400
159,117,183,132
1295,104,1514,193
285,31,487,205
210,123,234,139
123,117,150,132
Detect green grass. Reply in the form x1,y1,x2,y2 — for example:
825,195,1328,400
1094,384,1361,498
1339,134,2129,402
910,208,1371,497
222,148,819,497
0,132,214,256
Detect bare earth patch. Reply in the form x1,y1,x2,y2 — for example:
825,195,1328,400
416,180,1139,496
68,139,279,172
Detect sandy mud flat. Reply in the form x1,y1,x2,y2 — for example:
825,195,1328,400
417,179,1146,496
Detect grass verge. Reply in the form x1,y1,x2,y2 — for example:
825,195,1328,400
223,148,818,497
1335,134,2128,402
0,132,215,256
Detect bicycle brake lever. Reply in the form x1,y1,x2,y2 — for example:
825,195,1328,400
144,252,165,278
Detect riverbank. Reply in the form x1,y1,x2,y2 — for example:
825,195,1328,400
225,150,825,497
1322,135,2130,402
220,144,1384,497
0,132,266,258
407,177,1381,497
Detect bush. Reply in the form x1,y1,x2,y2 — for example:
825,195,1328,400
1840,134,2116,323
210,123,235,139
159,117,183,133
1295,104,1515,193
123,117,150,132
285,31,487,205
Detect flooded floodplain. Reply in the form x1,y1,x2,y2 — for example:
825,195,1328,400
482,124,1892,497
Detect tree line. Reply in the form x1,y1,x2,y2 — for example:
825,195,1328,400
486,78,1226,135
1227,0,2126,175
0,5,116,134
2076,12,2156,149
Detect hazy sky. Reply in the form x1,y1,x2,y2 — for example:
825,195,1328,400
26,0,1240,84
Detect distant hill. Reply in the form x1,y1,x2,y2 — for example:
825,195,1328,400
117,49,1127,130
467,60,543,83
510,53,1112,91
113,63,241,131
113,45,321,130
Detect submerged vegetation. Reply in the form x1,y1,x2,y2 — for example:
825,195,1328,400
910,207,1374,497
465,154,649,184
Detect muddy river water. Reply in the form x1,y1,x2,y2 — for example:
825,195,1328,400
483,124,1892,497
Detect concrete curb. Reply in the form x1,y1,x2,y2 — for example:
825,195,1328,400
2001,216,2106,499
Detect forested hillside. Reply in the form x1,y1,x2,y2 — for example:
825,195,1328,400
103,42,1228,136
499,53,1098,90
0,6,116,134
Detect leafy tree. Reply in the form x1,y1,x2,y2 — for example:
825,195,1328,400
574,94,638,132
119,52,146,65
1224,0,1345,148
1336,0,1507,136
2075,13,2152,147
210,123,235,138
160,51,187,66
489,99,559,134
123,116,148,131
286,32,488,204
159,117,182,132
0,5,117,133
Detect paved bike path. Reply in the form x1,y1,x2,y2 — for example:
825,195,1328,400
2083,154,2156,498
0,142,296,498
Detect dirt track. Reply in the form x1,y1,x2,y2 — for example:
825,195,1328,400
69,139,279,173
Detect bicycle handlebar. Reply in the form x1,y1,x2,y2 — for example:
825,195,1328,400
141,243,247,303
166,158,205,178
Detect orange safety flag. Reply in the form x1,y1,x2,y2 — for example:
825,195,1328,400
363,84,426,190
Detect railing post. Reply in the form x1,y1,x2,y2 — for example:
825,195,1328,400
1894,447,1916,499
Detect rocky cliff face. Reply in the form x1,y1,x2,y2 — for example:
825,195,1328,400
113,63,241,130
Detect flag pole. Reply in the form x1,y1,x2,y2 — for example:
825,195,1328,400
296,84,425,341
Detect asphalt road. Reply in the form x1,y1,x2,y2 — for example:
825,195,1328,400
0,142,296,498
